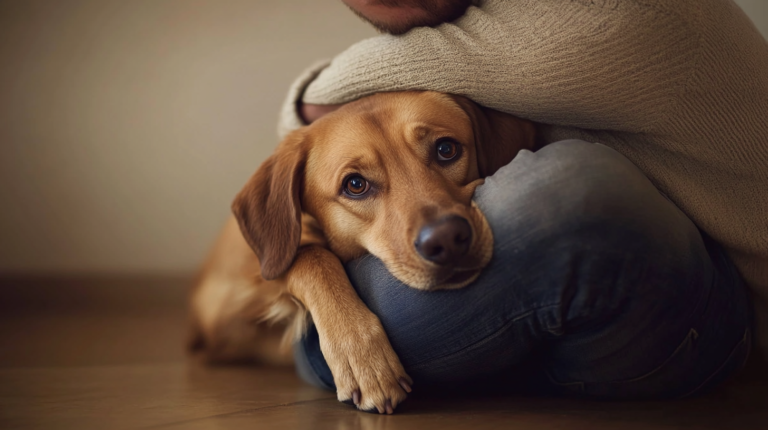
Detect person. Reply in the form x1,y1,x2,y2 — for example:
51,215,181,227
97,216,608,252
280,0,767,403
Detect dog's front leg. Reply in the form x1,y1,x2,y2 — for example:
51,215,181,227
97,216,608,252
286,245,412,414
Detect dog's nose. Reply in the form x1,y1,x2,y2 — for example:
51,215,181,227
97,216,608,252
415,215,472,266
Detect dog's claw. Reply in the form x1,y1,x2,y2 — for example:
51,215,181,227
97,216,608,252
325,315,410,415
340,389,362,408
398,377,412,393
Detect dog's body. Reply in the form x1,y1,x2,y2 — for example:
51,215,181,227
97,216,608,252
189,91,538,413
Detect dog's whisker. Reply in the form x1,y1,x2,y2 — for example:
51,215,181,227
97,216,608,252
353,253,375,271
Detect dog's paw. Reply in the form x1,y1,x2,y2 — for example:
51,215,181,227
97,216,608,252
319,318,412,414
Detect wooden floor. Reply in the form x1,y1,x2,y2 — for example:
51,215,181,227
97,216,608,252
2,277,768,430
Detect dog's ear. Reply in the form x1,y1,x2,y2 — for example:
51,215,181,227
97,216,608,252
450,95,538,178
232,131,306,280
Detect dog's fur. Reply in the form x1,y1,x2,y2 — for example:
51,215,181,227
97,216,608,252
189,91,538,413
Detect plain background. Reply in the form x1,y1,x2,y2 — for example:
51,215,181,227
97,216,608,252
0,0,766,276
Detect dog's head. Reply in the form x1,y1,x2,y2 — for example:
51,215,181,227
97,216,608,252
233,91,537,290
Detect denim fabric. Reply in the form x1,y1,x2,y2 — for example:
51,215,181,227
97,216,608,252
294,140,752,399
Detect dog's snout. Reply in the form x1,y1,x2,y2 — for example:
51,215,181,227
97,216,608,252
415,215,472,265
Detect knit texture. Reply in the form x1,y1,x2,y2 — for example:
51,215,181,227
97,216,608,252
277,59,331,139
280,0,768,353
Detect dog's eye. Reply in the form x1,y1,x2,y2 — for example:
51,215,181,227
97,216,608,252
343,175,370,197
436,138,460,161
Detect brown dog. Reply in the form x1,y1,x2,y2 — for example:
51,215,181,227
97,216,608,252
189,91,538,414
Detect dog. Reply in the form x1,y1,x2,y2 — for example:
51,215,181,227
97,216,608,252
189,91,538,414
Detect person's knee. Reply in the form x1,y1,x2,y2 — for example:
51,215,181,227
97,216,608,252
475,140,702,261
475,140,713,326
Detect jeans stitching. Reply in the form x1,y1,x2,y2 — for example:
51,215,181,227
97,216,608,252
547,328,751,397
612,328,699,385
680,328,751,399
409,304,560,370
547,328,699,389
544,368,586,392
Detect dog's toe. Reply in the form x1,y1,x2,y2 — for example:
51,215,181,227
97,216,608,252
339,388,361,408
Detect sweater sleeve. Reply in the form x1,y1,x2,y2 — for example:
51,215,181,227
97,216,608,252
277,60,331,140
301,0,699,134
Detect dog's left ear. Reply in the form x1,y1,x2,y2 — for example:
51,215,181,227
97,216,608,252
450,95,538,178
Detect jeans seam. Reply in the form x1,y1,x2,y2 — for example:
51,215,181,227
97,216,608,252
614,328,699,385
547,328,751,397
680,328,751,399
547,328,699,389
409,303,560,370
545,371,586,392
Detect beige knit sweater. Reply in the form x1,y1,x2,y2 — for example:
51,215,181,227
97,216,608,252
279,0,768,353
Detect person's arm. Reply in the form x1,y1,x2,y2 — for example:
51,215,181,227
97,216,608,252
300,102,344,124
277,61,331,138
286,0,698,137
276,61,345,138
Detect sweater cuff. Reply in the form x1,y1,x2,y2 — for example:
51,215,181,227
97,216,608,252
277,60,332,140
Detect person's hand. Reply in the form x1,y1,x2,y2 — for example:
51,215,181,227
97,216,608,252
299,102,345,124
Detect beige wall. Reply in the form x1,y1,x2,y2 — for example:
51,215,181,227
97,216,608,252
0,0,375,274
0,1,765,275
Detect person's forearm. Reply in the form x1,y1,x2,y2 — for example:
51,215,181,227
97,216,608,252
302,0,698,133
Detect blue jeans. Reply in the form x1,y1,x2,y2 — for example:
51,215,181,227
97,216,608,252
295,140,752,400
